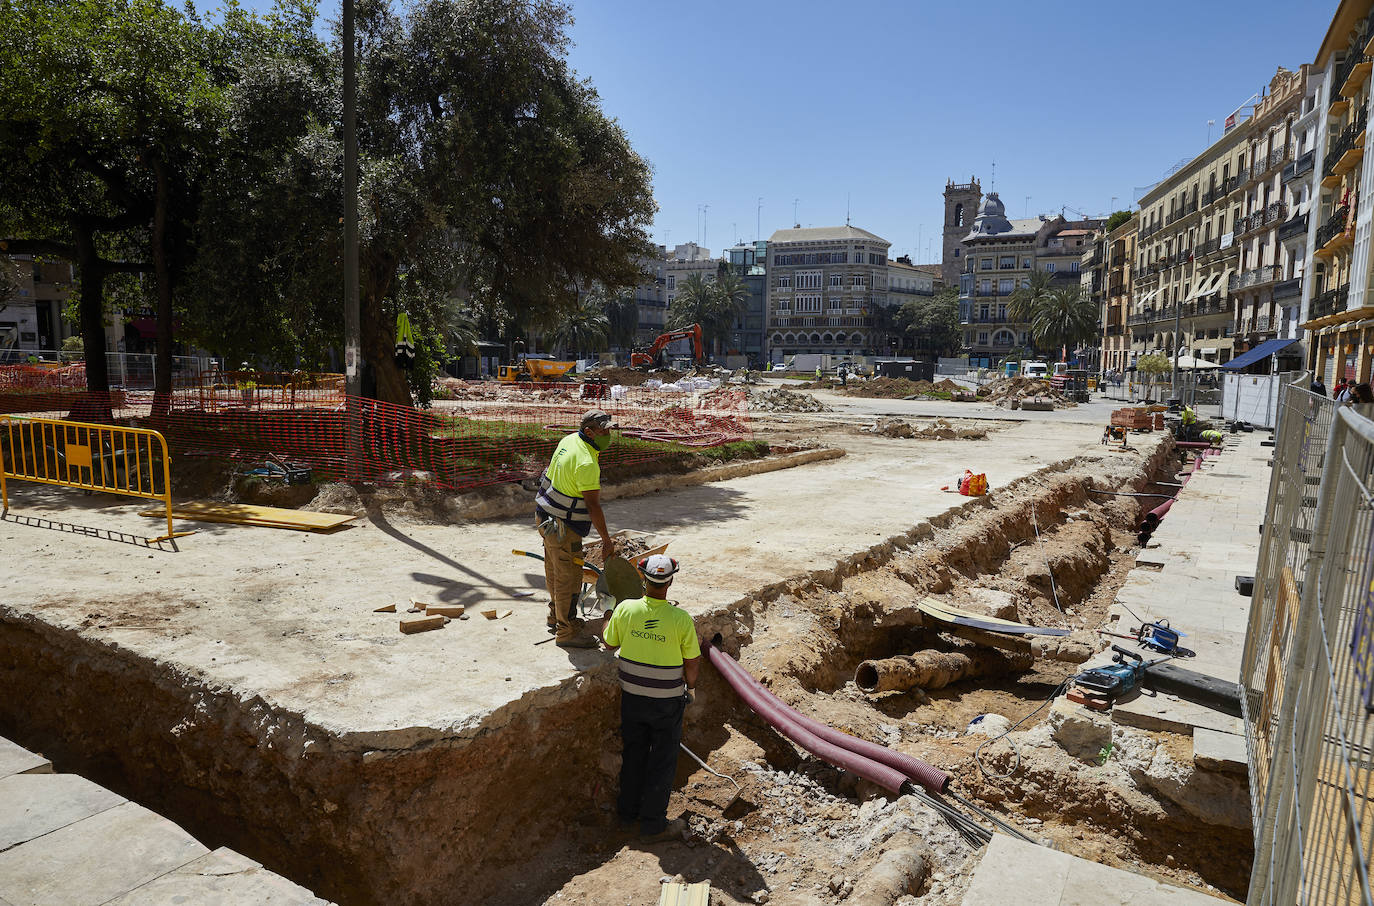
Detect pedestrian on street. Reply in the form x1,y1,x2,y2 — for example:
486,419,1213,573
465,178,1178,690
534,409,617,649
1355,382,1374,404
1311,375,1328,397
601,554,701,840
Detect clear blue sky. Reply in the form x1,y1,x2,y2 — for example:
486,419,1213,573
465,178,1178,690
209,0,1333,264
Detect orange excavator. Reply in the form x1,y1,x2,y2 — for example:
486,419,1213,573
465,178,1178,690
630,324,706,370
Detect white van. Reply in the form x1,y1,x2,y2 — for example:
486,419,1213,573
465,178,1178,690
1022,361,1049,378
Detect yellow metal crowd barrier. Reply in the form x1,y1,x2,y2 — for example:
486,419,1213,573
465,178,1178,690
0,415,192,542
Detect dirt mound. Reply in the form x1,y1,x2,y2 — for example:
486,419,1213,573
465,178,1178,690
751,387,831,412
862,417,990,440
979,376,1075,409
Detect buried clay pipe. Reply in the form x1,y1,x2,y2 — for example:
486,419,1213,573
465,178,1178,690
940,624,1095,665
844,839,933,906
854,648,1034,695
706,641,949,794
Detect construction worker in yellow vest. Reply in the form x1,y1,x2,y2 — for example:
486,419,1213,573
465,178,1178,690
602,554,701,840
535,410,617,648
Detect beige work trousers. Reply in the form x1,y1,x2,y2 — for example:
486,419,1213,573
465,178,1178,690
538,518,584,640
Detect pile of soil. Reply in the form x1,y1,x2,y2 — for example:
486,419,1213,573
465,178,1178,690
839,376,967,399
862,417,990,440
979,376,1075,409
750,387,831,413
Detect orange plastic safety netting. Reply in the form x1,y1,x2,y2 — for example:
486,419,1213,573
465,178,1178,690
0,380,752,490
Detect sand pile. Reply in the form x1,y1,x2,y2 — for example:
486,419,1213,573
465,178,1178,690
750,387,831,412
862,417,990,439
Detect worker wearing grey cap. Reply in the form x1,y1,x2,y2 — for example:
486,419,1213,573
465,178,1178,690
534,409,618,648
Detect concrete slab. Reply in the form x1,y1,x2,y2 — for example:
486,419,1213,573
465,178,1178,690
0,802,207,906
0,738,50,779
0,773,125,852
1113,687,1244,737
963,835,1229,905
103,847,332,906
1194,727,1249,776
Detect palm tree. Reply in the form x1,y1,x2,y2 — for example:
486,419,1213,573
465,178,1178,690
545,296,609,358
1029,287,1098,357
1007,270,1056,327
666,272,721,356
712,268,752,353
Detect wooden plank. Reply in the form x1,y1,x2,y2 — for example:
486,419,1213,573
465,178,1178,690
425,603,465,617
400,615,446,634
658,880,711,906
140,501,357,532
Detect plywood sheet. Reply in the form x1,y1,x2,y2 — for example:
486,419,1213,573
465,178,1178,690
140,502,357,532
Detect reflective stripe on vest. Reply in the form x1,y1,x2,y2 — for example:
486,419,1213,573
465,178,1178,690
617,654,686,698
535,474,591,536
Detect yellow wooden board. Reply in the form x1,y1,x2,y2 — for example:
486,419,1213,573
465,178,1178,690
658,880,710,906
139,501,357,532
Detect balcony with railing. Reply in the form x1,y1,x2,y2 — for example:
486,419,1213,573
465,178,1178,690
1277,212,1309,243
1282,149,1316,184
1324,106,1368,177
1166,200,1200,225
1315,204,1353,254
960,313,1013,325
1229,265,1282,293
772,315,875,329
1307,284,1350,321
1337,51,1374,99
1274,276,1302,300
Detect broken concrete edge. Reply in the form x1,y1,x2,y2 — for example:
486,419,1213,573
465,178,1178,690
443,446,848,523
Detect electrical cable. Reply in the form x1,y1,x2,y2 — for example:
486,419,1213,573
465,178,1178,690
972,679,1070,781
1030,503,1063,612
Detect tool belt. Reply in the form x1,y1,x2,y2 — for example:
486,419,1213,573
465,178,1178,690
537,514,569,544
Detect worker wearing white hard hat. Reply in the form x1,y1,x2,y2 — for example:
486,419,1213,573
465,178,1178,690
601,554,701,840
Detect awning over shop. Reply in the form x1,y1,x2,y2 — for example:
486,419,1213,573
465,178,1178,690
1222,337,1301,370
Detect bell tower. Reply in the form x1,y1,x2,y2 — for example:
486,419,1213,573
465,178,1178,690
942,177,982,287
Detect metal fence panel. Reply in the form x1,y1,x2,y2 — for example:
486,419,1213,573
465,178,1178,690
1246,377,1374,905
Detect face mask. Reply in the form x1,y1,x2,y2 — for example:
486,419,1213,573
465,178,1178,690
592,432,612,451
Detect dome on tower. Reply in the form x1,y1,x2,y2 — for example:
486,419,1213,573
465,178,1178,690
967,191,1013,238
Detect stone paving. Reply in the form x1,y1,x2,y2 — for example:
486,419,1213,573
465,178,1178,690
0,735,330,906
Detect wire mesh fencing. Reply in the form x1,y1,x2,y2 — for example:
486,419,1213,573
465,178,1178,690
1245,376,1374,905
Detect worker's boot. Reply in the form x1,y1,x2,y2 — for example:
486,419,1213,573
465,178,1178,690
554,597,595,648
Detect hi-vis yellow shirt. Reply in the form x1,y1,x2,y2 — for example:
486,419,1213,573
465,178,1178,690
535,432,601,535
603,596,701,698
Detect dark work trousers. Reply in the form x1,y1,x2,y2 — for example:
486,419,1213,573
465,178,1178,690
617,691,687,832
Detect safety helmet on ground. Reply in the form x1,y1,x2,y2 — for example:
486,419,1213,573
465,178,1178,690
638,554,679,583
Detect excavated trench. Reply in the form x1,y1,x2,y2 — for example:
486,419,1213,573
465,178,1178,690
0,438,1249,905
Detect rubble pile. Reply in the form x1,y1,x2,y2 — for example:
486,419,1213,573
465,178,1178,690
863,416,990,440
978,376,1076,409
749,387,831,413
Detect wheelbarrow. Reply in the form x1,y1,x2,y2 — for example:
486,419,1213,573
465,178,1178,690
512,530,672,619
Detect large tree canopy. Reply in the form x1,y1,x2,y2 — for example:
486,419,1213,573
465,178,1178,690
3,0,657,408
189,0,657,404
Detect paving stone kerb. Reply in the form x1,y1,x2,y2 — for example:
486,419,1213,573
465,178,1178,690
963,835,1230,905
0,417,1160,748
